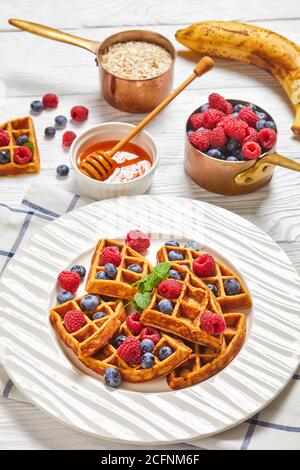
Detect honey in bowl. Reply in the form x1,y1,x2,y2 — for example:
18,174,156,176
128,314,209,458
77,140,152,183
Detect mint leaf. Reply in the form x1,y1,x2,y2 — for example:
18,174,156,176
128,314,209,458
153,262,171,279
23,141,34,153
134,292,152,311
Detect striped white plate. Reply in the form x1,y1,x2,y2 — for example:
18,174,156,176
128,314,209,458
0,195,299,445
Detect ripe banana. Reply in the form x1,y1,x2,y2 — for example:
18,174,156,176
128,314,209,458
176,21,300,135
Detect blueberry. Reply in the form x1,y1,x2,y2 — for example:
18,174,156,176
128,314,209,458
30,100,43,113
127,264,142,273
207,283,218,296
226,156,239,162
70,264,86,278
265,120,277,131
207,149,222,159
45,126,56,138
96,271,108,279
165,240,180,247
224,278,241,295
199,103,209,113
158,346,173,361
114,335,127,347
232,112,239,118
0,150,10,164
234,150,245,161
168,250,184,261
157,299,173,315
168,269,182,280
104,367,122,387
55,115,67,128
56,164,69,177
110,245,120,251
104,263,117,279
256,111,267,120
185,240,200,251
93,311,106,320
56,291,74,304
233,104,245,113
141,339,154,353
80,294,100,311
16,134,28,145
141,352,155,369
227,138,240,153
256,119,267,131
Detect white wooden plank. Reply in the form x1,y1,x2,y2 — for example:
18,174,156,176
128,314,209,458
1,0,299,30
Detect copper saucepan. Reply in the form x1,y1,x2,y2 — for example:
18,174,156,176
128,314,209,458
8,19,176,114
185,100,300,195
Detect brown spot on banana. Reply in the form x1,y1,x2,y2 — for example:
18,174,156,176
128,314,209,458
176,21,300,135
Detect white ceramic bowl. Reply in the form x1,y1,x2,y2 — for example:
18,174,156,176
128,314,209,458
70,122,159,200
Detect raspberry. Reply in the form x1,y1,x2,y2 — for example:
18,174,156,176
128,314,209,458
62,130,77,148
157,279,182,299
117,336,142,366
125,230,150,253
203,108,224,129
13,146,33,164
238,107,259,128
209,127,227,149
244,127,258,143
258,128,277,149
224,119,247,143
42,93,59,108
201,311,226,335
71,106,89,122
0,129,10,146
189,113,205,130
216,114,235,129
126,312,144,335
242,141,262,160
208,93,232,115
100,247,122,266
64,310,86,333
188,129,211,151
193,254,216,277
140,327,161,345
57,271,81,293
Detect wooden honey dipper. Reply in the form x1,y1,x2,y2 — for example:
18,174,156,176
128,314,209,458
79,56,214,181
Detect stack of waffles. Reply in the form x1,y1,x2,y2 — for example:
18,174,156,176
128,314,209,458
0,117,40,176
50,238,250,390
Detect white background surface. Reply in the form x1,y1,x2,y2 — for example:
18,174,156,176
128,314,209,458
0,0,299,450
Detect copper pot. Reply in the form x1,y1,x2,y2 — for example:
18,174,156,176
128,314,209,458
185,100,300,195
9,19,175,114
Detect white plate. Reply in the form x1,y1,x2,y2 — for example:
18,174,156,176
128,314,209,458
0,195,299,444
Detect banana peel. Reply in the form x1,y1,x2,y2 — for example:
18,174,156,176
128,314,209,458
176,21,300,135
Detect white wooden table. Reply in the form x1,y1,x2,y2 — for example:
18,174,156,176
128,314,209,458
0,0,299,450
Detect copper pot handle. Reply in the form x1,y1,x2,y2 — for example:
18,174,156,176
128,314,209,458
8,18,100,54
234,152,300,186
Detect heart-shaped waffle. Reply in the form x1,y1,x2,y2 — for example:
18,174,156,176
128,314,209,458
50,295,126,357
140,264,225,350
0,116,40,176
80,320,191,383
86,239,152,300
167,313,246,389
157,244,252,312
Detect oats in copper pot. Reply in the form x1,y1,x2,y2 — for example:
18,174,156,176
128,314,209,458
100,41,173,80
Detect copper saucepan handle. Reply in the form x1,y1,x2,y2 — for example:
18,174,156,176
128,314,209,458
235,152,300,186
8,18,100,54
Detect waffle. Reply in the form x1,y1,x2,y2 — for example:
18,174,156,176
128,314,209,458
167,313,246,390
86,239,152,300
80,320,192,383
157,245,252,312
140,264,224,350
50,295,126,357
0,117,40,176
